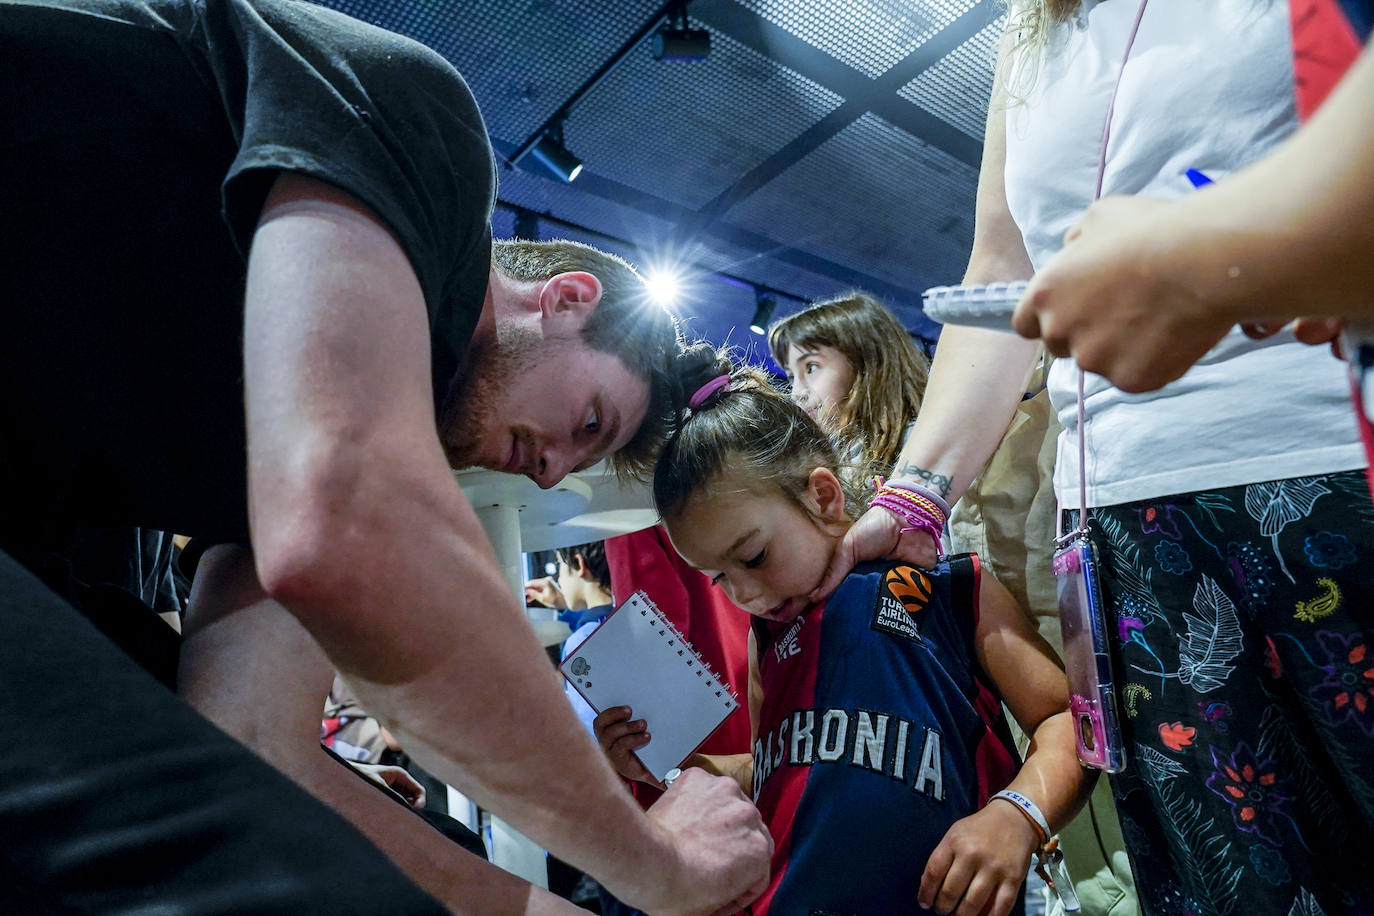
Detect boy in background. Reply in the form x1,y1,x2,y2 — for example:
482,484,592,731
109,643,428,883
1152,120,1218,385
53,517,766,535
526,541,615,735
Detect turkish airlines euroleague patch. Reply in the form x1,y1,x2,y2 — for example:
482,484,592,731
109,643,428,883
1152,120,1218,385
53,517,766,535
871,565,931,643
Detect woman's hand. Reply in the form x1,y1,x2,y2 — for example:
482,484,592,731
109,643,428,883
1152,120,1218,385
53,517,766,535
593,705,662,786
1011,195,1239,394
808,506,940,601
917,801,1039,916
1242,316,1346,357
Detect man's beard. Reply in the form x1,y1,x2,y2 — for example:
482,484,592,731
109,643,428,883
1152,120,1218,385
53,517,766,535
439,325,542,470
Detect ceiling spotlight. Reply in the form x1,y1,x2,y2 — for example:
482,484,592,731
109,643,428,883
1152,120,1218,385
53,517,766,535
653,26,711,61
644,268,683,308
749,291,777,336
523,122,583,183
653,1,710,61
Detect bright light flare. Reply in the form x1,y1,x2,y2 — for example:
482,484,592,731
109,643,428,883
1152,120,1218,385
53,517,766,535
644,269,683,308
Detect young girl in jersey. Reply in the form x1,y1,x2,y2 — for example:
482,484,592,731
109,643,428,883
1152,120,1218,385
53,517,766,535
767,290,930,479
595,350,1092,916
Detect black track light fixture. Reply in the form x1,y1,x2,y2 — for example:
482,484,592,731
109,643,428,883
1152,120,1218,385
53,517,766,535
653,0,710,61
510,5,705,184
749,290,777,336
522,120,583,183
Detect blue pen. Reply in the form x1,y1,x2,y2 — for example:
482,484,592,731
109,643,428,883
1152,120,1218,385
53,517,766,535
1185,168,1213,188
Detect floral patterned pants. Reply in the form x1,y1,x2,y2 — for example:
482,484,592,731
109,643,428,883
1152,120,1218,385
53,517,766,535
1066,470,1374,916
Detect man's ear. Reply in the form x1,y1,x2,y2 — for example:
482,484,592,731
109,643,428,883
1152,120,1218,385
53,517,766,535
538,271,603,322
574,553,594,581
805,467,848,525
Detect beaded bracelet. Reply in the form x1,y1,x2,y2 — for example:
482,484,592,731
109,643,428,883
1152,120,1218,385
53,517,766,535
870,476,948,557
882,487,947,524
884,477,952,518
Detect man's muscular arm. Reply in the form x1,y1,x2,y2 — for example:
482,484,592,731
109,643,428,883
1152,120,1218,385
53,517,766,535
240,173,769,913
178,544,586,916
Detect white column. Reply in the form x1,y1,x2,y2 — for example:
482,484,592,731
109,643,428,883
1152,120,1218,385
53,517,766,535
474,503,525,599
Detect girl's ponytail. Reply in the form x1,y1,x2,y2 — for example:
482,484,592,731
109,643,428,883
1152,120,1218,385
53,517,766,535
673,342,735,413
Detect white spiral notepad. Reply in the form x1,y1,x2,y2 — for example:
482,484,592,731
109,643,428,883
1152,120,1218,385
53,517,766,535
559,590,739,781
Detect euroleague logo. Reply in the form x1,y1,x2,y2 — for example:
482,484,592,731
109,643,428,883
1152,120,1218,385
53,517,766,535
871,565,931,643
884,566,932,616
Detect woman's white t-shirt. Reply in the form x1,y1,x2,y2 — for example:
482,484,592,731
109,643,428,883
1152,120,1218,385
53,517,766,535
1003,0,1365,507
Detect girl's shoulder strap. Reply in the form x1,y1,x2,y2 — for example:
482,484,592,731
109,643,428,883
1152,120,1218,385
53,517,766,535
945,552,979,616
940,553,983,656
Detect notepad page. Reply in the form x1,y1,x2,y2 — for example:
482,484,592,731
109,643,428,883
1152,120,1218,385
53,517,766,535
560,591,738,781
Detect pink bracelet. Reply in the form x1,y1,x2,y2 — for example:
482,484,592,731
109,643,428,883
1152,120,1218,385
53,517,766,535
870,487,946,558
881,488,947,524
883,478,952,518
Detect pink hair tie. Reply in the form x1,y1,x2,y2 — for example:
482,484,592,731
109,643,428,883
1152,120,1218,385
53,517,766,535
688,374,731,409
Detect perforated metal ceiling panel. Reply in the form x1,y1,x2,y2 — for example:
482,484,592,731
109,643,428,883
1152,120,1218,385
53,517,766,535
736,0,980,77
724,111,977,293
568,24,844,211
320,0,668,145
310,0,1003,353
898,13,1003,140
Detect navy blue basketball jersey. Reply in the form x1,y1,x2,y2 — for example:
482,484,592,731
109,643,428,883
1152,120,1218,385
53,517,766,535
749,556,1021,916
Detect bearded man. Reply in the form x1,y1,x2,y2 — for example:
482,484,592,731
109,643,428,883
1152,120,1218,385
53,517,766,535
0,1,769,913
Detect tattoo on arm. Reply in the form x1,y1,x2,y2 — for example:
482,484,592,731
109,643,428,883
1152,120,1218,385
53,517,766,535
893,464,953,498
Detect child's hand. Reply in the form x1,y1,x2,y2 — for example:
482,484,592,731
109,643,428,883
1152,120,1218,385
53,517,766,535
592,705,660,785
523,576,567,609
917,800,1039,916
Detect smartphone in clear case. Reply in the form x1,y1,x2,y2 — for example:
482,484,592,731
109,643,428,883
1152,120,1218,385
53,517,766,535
1053,536,1126,772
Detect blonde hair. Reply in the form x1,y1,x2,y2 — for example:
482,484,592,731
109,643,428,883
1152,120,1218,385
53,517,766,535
652,346,868,525
998,0,1085,105
1005,0,1080,61
491,238,683,480
767,291,929,477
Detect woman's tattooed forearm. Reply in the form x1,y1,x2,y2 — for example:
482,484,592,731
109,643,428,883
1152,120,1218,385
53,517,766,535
892,464,953,498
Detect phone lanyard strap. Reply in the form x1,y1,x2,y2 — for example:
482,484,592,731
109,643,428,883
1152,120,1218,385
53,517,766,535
1056,0,1151,547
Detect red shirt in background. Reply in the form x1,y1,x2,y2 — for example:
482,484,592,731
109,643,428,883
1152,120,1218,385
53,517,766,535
604,525,754,808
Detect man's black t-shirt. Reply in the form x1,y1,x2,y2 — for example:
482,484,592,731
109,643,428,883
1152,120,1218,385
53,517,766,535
0,0,494,547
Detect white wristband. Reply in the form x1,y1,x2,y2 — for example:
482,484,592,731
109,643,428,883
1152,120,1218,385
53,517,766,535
992,789,1050,845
